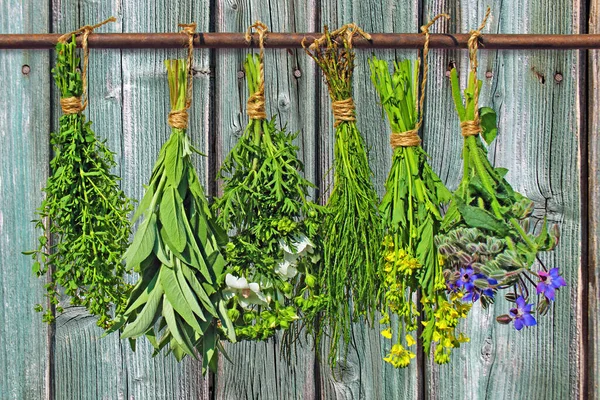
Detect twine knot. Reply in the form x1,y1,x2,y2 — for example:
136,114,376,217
460,120,481,137
391,130,422,148
60,96,83,114
168,110,189,129
244,21,269,120
332,98,356,127
247,92,267,120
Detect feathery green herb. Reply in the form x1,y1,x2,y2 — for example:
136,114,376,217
214,53,322,342
370,57,470,366
305,26,383,364
28,36,132,329
112,60,235,373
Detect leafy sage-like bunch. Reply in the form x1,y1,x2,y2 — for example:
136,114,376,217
437,65,563,336
214,49,322,342
112,59,235,373
28,35,132,329
304,25,383,364
370,56,470,367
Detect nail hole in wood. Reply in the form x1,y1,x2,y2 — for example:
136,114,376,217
237,70,245,79
485,71,493,78
293,68,302,78
554,72,563,83
22,64,30,75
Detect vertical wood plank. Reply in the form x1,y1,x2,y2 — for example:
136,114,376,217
51,1,212,399
0,1,50,399
588,1,599,398
213,1,319,399
423,1,583,399
317,1,420,399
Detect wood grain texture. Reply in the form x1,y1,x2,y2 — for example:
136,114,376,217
51,1,212,399
588,1,599,399
317,1,420,399
213,1,319,399
0,2,50,399
423,1,583,399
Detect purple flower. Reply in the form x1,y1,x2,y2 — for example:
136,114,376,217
536,268,567,301
454,267,497,302
509,296,537,331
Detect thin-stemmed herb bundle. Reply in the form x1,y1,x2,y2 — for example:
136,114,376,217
304,25,384,363
28,20,133,329
369,14,470,367
113,26,235,373
214,22,322,342
437,11,563,338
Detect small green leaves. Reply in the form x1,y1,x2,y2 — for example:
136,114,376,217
479,107,498,145
29,36,133,329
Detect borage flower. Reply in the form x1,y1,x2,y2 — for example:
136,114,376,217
453,267,497,302
509,296,537,331
536,268,567,301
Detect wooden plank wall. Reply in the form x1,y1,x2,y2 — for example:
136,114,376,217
0,0,594,399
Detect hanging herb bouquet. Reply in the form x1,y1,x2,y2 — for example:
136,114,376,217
113,25,235,373
437,11,564,337
27,20,133,329
304,25,384,363
368,14,470,368
214,22,322,343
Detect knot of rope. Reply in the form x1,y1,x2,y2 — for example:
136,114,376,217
460,120,481,137
168,110,189,129
390,130,421,148
466,8,491,131
332,98,356,127
57,16,116,113
245,21,269,120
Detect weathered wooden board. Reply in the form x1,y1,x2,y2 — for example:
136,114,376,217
0,2,51,399
588,1,599,399
423,2,583,399
317,1,420,399
213,1,319,399
50,1,212,399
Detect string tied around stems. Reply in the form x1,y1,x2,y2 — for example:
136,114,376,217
245,21,268,120
390,13,450,148
460,7,491,138
168,22,196,129
57,16,116,114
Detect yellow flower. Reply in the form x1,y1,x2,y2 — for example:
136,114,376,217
381,328,393,339
405,334,416,346
384,343,416,368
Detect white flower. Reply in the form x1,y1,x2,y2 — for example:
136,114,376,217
280,234,315,259
223,273,269,309
275,259,298,279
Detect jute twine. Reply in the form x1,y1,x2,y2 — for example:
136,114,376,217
168,23,196,129
305,24,371,128
57,17,116,114
461,8,491,138
245,21,268,120
390,13,450,148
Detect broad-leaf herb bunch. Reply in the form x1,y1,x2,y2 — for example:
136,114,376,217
304,25,384,364
28,34,133,329
437,11,563,339
214,23,323,342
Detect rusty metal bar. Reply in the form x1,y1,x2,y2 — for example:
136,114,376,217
1,32,600,50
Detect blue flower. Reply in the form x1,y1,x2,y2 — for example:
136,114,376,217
509,296,537,331
455,267,496,302
536,268,567,301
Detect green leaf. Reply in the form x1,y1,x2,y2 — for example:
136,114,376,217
159,186,186,253
162,300,194,357
456,197,510,236
218,299,236,342
174,260,207,322
124,214,157,269
159,266,203,333
121,280,163,339
479,107,498,145
125,271,159,314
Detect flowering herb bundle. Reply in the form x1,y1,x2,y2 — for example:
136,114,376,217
369,15,471,367
304,25,384,363
114,27,235,373
28,22,133,329
214,23,322,342
437,12,563,335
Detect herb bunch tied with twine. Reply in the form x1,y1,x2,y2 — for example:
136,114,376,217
214,22,323,343
304,25,384,364
28,19,133,329
438,9,563,340
113,25,235,373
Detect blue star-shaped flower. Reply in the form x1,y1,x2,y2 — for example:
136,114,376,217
509,296,537,331
536,268,567,301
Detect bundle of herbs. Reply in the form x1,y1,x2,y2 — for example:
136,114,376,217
113,54,235,373
28,27,133,329
304,25,383,363
369,18,471,366
437,13,563,338
214,23,322,343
